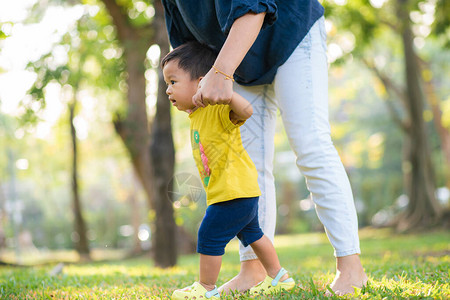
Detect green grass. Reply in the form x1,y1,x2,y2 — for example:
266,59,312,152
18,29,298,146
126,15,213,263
0,228,449,299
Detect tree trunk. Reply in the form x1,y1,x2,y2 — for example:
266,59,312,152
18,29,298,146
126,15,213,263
129,179,142,254
395,0,442,231
150,74,177,267
101,1,155,210
115,42,155,206
420,61,450,188
149,1,177,268
113,42,160,253
277,181,295,234
102,0,177,267
69,100,90,261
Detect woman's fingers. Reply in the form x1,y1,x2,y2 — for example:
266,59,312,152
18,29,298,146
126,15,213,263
199,69,234,105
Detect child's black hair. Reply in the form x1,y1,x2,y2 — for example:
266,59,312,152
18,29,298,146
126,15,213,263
161,41,218,80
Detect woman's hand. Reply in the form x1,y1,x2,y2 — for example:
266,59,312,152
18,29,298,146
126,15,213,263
191,12,266,108
192,68,234,107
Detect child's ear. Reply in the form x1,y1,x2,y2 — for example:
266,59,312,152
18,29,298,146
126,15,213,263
197,76,204,85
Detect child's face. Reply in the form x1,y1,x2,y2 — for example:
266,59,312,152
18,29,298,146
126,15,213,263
163,60,198,112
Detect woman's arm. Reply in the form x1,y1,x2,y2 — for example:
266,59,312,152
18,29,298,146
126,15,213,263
192,12,266,107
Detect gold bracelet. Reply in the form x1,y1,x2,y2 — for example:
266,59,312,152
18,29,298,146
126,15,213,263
212,65,235,82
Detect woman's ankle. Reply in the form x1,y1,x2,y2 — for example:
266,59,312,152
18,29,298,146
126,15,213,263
240,259,266,277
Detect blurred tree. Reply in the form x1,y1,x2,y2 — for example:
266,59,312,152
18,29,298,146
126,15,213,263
68,73,91,261
23,0,177,267
325,0,447,231
26,40,91,260
0,23,9,254
1,12,141,253
0,114,14,256
98,0,176,267
425,0,450,185
395,0,440,231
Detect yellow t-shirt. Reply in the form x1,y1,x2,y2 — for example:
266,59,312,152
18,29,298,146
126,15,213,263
189,105,261,206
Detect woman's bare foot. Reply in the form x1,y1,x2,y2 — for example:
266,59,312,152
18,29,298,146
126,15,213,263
218,259,266,294
327,254,368,296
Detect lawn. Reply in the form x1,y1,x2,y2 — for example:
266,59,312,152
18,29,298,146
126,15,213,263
0,228,449,299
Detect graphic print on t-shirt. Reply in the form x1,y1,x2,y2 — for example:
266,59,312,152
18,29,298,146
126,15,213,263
191,130,210,187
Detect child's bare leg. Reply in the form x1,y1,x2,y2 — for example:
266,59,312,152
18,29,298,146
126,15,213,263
250,235,289,281
199,254,222,291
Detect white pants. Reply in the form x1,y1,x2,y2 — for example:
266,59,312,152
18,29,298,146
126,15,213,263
237,17,361,260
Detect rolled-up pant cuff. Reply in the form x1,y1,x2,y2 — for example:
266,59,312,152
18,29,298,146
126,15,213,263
335,248,361,257
240,253,259,262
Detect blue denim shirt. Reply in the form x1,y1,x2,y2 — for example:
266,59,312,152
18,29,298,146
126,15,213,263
162,0,324,86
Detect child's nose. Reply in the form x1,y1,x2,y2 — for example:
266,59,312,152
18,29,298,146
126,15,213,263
166,86,171,95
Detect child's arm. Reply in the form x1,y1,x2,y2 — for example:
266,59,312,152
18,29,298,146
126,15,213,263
229,92,253,124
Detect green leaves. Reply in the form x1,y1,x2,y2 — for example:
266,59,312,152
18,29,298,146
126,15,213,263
432,0,450,48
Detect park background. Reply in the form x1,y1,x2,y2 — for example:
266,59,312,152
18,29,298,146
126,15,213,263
0,0,449,299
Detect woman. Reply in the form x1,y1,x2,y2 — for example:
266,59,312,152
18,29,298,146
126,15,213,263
161,0,368,295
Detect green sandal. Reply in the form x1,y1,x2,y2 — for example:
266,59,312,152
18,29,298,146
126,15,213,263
248,268,295,296
172,282,220,299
